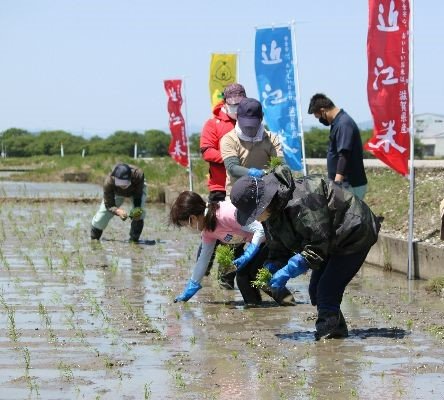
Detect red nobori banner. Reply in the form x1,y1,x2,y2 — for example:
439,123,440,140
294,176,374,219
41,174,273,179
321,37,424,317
164,79,188,167
366,0,410,176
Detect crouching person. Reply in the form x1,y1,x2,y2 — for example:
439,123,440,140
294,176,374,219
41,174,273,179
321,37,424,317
170,191,273,306
230,165,381,340
91,163,146,242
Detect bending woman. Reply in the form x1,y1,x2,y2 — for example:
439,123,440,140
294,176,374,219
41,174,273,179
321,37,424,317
169,191,285,305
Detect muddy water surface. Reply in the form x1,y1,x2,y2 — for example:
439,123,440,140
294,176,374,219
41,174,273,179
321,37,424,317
0,196,443,399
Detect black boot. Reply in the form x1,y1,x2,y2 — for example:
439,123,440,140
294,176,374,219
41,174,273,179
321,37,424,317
91,226,103,240
314,309,340,341
265,286,297,306
129,219,144,242
326,311,349,339
219,270,236,290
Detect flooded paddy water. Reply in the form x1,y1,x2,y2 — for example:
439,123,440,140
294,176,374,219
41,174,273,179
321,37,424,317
0,183,444,399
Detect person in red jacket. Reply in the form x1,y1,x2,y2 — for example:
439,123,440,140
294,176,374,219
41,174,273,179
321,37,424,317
200,83,247,202
199,83,247,289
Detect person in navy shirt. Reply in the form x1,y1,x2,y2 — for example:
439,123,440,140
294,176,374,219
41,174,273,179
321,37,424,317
308,93,368,199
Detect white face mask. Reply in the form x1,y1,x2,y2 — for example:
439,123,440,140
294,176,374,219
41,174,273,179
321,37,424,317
225,104,239,119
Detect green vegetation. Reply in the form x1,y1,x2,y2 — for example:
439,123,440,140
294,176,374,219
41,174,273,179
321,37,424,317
129,207,143,219
425,277,444,295
0,127,202,158
215,245,236,276
266,156,284,171
215,245,234,268
251,268,272,289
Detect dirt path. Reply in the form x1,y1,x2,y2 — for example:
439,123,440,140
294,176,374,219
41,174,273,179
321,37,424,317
0,202,443,399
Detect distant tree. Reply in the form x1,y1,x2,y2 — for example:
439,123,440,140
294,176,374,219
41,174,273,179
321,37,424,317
142,130,170,156
188,132,200,155
1,128,35,156
102,131,143,156
32,130,87,155
303,127,329,158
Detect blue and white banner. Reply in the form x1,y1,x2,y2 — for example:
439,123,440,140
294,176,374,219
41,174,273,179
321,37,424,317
255,26,303,171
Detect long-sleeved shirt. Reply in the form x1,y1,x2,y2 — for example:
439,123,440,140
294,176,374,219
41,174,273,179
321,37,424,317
103,165,145,213
190,201,265,283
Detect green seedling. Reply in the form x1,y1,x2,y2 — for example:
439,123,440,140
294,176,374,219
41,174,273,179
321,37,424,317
215,245,236,275
266,156,284,171
7,307,20,342
129,207,143,219
251,267,272,289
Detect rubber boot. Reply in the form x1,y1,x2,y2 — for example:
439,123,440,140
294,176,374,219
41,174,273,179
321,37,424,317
265,286,297,306
314,309,340,341
326,310,349,339
91,225,103,240
219,270,236,290
129,219,144,242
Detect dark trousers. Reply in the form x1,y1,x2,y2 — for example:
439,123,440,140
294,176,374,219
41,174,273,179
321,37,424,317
236,244,268,304
309,249,370,311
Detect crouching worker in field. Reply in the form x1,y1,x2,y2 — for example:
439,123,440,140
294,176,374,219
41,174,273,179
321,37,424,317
90,163,146,242
169,191,293,306
230,165,381,340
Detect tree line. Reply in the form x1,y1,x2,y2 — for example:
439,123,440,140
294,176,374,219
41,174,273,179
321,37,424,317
0,127,424,158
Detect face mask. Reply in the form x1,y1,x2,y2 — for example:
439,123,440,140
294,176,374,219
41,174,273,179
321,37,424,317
226,104,239,120
226,104,238,114
318,111,330,126
319,117,330,126
241,126,258,137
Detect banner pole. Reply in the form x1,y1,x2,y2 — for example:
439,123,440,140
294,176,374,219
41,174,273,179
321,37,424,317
290,20,307,176
237,49,241,82
182,76,193,191
407,0,415,280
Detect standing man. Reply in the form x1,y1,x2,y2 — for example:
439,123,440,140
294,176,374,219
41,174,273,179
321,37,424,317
200,83,247,202
308,93,368,200
90,163,146,242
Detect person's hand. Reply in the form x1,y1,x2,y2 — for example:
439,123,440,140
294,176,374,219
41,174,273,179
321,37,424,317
264,262,279,274
269,254,308,289
116,208,128,221
174,279,202,302
233,243,260,270
248,168,265,178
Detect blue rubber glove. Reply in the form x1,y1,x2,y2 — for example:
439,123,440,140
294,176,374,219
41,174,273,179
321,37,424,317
233,243,260,270
248,168,265,178
174,279,202,302
269,254,309,289
264,262,279,274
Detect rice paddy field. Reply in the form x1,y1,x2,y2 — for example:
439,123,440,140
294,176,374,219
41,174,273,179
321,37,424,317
0,183,443,399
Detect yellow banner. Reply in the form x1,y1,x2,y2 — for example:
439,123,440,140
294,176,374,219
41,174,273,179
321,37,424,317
209,53,237,107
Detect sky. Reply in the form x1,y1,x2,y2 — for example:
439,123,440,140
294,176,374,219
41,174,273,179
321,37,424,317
1,0,443,137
